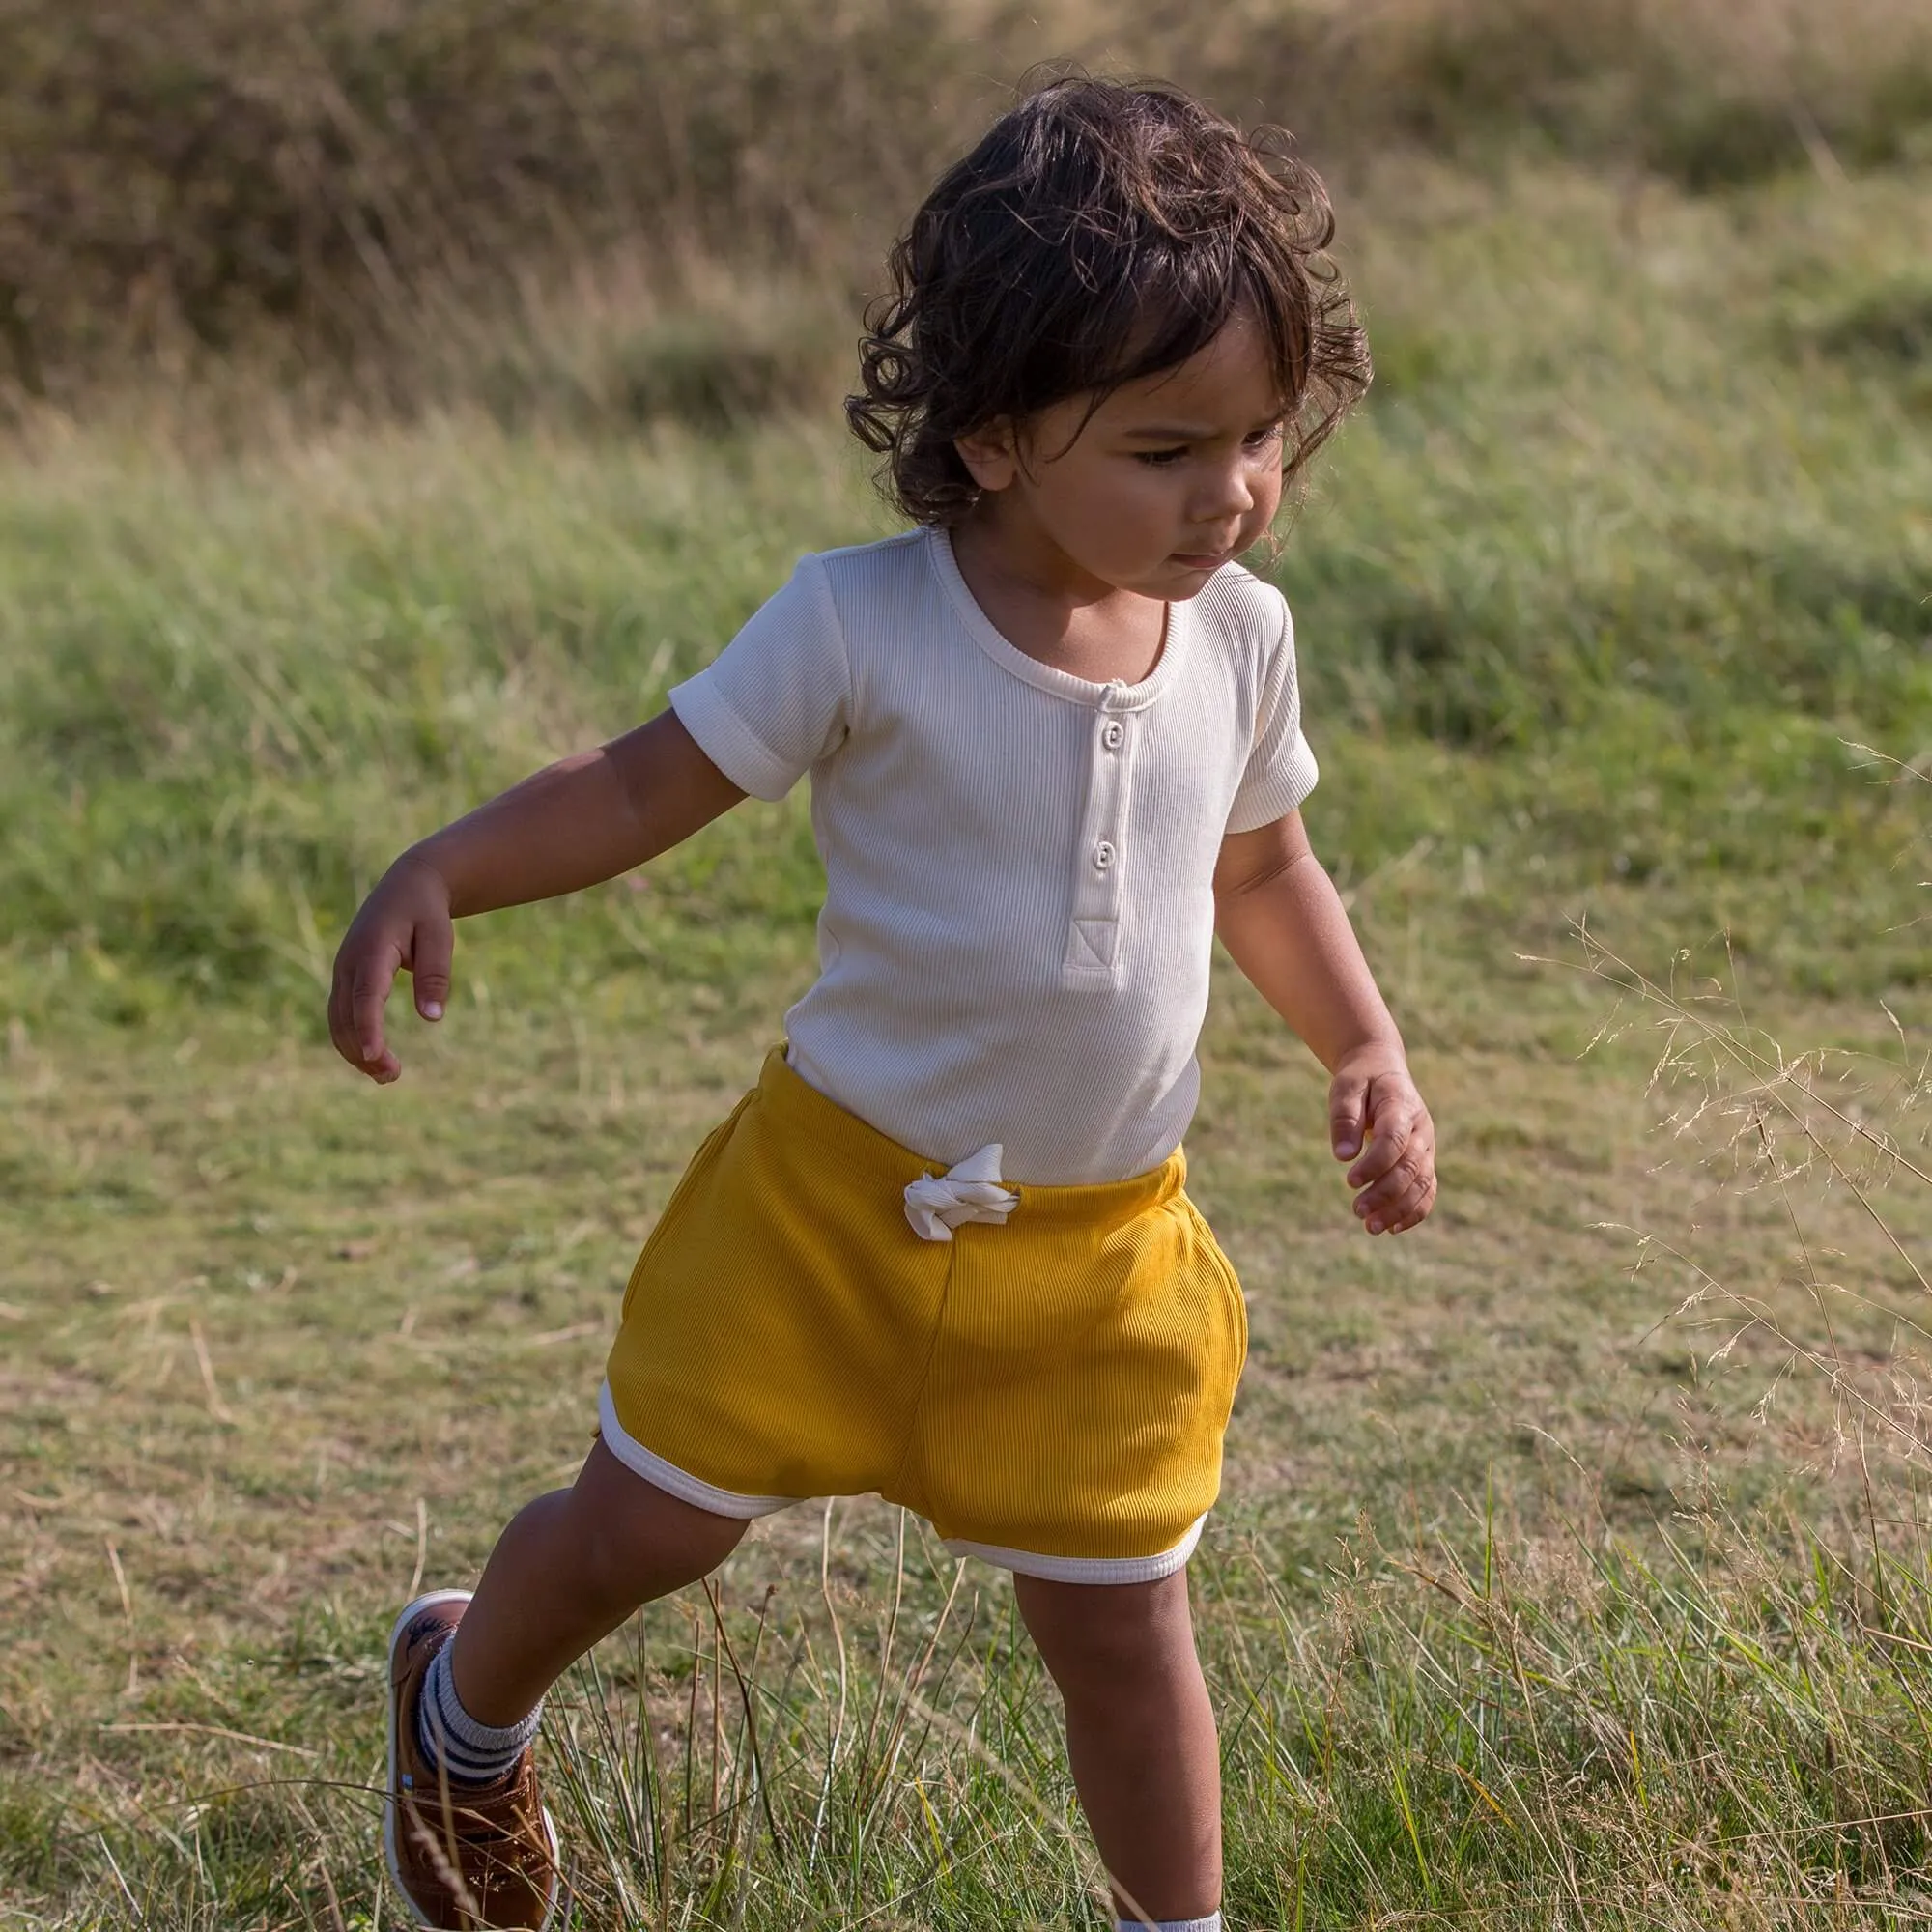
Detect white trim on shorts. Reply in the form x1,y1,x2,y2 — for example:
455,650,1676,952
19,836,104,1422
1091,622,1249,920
597,1382,801,1520
943,1514,1206,1585
598,1383,1208,1580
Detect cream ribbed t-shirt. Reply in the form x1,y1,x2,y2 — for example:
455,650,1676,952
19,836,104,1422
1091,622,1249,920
668,526,1318,1185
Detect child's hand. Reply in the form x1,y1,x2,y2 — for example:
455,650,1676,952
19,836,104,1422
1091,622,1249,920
327,858,455,1084
1328,1046,1436,1236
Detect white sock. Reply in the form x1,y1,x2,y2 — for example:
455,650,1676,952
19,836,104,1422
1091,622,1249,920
1116,1917,1221,1932
416,1642,542,1785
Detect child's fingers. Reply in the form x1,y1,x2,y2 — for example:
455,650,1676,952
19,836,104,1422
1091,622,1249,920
1328,1071,1369,1159
1350,1093,1436,1232
1337,1069,1438,1233
1351,1155,1424,1220
1344,1103,1415,1190
327,983,401,1083
349,946,402,1073
327,961,375,1072
1358,1169,1437,1235
408,917,455,1022
1353,1157,1436,1233
327,971,353,1064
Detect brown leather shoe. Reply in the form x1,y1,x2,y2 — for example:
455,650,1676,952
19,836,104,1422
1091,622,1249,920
384,1591,561,1930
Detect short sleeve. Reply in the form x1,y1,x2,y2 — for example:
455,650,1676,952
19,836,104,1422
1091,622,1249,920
1225,596,1319,834
668,554,851,801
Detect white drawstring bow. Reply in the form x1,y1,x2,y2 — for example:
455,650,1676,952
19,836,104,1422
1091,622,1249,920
902,1144,1018,1242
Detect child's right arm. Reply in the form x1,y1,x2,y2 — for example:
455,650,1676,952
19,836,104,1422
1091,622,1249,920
327,709,745,1083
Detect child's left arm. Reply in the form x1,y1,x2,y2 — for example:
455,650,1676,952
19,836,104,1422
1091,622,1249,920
1213,810,1437,1236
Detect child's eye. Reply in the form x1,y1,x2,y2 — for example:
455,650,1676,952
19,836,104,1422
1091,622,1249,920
1134,446,1189,468
1244,423,1286,450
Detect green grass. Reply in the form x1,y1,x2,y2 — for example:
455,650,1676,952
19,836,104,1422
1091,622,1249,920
7,958,1930,1925
5,157,1932,1925
4,165,1927,1032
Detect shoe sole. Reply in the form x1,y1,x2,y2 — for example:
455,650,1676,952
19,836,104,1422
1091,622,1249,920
384,1589,563,1931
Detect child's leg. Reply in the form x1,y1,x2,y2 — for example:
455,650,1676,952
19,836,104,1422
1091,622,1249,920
1014,1569,1221,1928
448,1435,749,1726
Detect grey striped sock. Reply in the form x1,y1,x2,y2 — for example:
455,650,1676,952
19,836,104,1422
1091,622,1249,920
415,1642,542,1786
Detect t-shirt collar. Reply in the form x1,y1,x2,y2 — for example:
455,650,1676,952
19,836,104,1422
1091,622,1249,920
927,526,1181,712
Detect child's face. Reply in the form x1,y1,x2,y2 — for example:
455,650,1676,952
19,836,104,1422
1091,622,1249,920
959,308,1288,599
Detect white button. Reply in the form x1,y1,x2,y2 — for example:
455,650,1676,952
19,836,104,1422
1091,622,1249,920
1101,720,1125,751
1094,840,1116,871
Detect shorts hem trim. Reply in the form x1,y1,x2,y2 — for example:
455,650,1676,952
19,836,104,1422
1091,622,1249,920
942,1515,1206,1584
597,1383,801,1520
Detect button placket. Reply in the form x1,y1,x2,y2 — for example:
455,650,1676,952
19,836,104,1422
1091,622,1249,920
1063,687,1132,983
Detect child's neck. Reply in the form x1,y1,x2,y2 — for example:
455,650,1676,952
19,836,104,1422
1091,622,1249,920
949,515,1167,688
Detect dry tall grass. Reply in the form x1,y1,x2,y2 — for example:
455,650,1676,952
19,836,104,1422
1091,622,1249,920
5,0,1930,401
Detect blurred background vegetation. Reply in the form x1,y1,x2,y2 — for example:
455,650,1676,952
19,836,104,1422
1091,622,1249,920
6,0,1932,395
2,0,1928,1028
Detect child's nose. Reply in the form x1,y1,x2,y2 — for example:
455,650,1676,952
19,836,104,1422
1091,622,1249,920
1191,459,1255,522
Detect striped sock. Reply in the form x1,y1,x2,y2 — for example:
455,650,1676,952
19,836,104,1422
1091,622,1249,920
415,1643,542,1786
1116,1918,1221,1932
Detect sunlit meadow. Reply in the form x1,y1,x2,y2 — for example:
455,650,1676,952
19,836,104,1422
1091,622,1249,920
5,3,1932,1923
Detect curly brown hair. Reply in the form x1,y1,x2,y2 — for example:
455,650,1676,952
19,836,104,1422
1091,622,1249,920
846,74,1372,527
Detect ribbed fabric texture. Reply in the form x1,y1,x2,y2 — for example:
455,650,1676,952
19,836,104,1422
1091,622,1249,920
417,1645,542,1786
1118,1916,1220,1931
668,525,1318,1185
603,1047,1247,1572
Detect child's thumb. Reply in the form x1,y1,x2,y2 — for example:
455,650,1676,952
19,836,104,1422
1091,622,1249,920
1329,1071,1367,1159
410,920,455,1022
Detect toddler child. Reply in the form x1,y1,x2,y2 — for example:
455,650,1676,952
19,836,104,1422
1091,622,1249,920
329,73,1436,1932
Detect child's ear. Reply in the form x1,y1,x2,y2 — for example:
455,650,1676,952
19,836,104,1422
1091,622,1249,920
953,419,1019,494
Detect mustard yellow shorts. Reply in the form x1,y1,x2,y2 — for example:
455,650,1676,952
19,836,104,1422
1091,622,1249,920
600,1048,1247,1582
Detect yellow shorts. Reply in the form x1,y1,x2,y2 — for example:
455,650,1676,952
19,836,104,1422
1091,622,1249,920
600,1048,1247,1582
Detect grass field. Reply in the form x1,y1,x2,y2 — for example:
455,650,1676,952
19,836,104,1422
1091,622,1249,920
5,143,1932,1926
